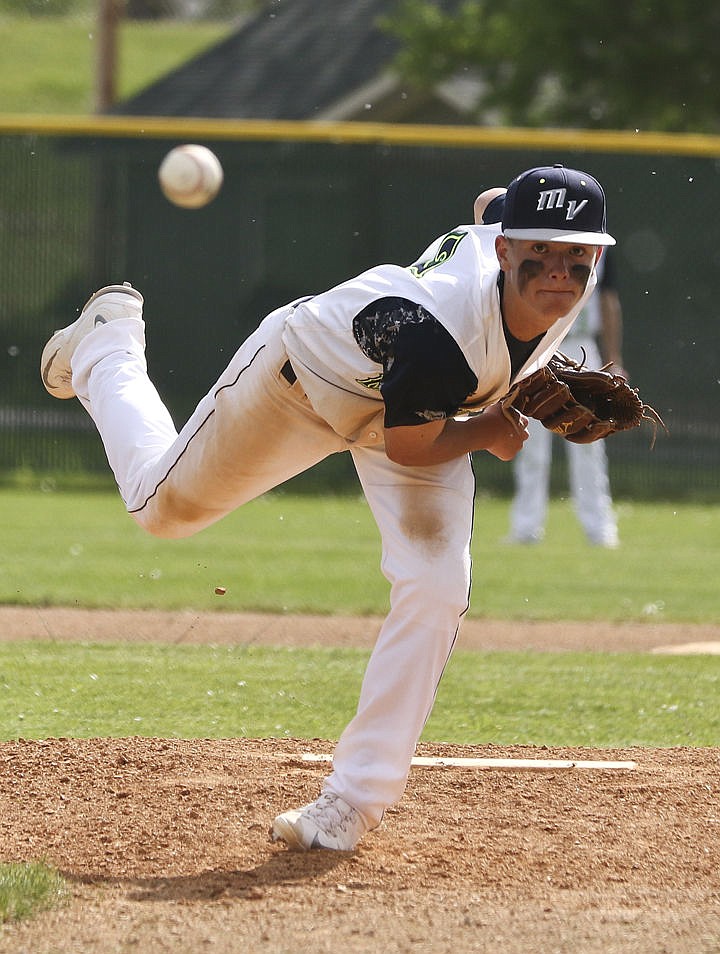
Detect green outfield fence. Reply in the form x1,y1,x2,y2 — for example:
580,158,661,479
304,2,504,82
1,116,719,499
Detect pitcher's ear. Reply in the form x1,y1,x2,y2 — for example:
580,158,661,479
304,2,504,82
495,234,511,270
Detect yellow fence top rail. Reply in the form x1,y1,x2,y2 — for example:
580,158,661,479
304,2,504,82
1,114,719,157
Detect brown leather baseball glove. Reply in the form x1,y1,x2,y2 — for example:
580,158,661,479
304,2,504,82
504,352,666,445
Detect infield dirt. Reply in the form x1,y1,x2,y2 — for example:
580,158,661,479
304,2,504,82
0,609,718,954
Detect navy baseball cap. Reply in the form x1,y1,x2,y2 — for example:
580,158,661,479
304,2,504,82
502,164,616,246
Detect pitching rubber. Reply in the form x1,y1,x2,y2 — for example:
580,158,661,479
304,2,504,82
301,754,637,771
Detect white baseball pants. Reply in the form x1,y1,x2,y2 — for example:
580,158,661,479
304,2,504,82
71,304,475,829
508,337,618,547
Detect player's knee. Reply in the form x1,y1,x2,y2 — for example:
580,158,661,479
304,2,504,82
412,556,471,616
129,502,205,539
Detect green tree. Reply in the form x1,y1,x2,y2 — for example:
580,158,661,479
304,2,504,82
382,0,720,132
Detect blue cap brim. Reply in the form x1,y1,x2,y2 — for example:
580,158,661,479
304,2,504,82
503,227,616,246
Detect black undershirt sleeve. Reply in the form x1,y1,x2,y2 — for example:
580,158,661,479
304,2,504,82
600,250,615,290
352,297,478,428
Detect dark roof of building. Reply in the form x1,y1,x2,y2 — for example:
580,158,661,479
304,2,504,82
113,0,405,118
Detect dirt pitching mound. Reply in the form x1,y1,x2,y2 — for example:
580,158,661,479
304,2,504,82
0,610,718,953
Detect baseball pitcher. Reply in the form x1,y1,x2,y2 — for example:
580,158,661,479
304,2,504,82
41,165,617,851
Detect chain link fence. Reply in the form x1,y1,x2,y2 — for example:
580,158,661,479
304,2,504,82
1,121,719,498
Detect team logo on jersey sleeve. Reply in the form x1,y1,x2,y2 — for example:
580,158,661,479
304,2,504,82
409,230,467,277
356,372,384,391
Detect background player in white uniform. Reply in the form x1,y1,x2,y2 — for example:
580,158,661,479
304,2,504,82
509,253,625,546
474,190,624,547
41,165,615,851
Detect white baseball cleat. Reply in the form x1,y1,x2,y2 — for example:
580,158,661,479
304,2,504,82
271,792,368,851
40,282,144,399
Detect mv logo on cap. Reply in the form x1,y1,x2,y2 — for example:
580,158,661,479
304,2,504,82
537,188,588,222
501,165,616,245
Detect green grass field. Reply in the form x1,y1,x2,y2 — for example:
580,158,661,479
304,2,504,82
1,487,718,622
1,640,718,747
0,14,229,114
1,487,718,749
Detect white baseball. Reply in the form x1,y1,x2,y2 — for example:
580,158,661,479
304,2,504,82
158,144,224,209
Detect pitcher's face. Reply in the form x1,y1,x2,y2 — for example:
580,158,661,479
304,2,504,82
496,236,601,325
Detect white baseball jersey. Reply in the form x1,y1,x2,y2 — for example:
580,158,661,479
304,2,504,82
283,224,597,443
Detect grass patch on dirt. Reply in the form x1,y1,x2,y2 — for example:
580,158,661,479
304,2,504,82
0,861,66,924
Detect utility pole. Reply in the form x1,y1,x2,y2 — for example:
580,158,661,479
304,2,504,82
95,0,119,112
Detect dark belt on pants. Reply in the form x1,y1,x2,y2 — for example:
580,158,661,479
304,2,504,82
280,359,297,385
